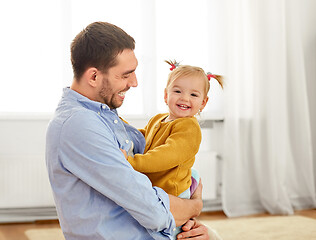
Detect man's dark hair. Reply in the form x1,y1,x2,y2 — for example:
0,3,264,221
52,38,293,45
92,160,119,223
71,22,135,80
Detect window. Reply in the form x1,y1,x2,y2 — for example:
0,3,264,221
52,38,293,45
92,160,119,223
0,0,63,113
0,0,225,118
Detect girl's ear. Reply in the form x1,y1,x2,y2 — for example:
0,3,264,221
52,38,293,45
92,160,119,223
164,88,168,104
199,96,209,112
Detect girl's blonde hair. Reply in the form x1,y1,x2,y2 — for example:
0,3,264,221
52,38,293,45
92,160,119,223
165,60,223,97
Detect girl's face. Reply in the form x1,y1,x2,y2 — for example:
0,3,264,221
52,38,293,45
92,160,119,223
164,75,208,121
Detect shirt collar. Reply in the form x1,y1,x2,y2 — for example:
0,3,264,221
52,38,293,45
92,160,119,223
63,87,111,113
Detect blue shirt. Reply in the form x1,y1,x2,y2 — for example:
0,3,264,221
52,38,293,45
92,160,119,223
45,88,175,240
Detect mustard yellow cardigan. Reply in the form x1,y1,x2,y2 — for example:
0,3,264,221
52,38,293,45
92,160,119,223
127,113,202,196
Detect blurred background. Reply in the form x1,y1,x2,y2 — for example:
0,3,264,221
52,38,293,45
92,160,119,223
0,0,315,222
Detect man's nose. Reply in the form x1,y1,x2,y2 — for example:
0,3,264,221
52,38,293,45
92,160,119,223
128,72,138,87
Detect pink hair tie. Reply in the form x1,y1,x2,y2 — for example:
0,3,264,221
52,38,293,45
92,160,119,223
170,64,176,71
207,72,216,81
165,60,180,71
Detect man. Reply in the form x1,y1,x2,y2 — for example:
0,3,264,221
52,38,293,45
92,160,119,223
46,21,210,239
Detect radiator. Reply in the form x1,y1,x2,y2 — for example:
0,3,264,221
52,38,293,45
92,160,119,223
0,155,55,209
193,151,219,200
193,121,223,211
0,154,56,222
0,118,57,222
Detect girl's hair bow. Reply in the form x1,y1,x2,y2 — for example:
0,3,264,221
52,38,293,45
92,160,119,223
165,60,180,71
206,72,216,81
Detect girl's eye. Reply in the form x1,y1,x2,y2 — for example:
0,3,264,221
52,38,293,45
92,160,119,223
191,93,198,97
174,90,181,93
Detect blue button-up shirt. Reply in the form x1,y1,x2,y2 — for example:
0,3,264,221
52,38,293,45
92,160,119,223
46,88,175,240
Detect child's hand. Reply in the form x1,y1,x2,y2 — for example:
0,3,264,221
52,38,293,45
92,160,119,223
120,148,128,159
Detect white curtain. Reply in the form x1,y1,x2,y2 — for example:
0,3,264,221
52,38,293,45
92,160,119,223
222,0,316,217
0,0,226,118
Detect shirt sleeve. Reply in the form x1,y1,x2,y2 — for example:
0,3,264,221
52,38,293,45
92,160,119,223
127,118,202,173
59,111,175,234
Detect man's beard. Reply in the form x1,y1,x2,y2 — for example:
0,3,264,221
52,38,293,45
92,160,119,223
99,76,126,109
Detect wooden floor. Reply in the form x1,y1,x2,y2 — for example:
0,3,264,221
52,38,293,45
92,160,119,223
0,209,315,240
198,208,316,221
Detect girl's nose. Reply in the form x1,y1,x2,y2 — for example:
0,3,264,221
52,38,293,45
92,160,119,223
180,93,190,102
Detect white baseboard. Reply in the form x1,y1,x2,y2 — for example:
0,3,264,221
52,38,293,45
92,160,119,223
0,207,57,223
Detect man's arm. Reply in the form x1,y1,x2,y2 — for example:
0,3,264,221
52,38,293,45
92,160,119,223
169,181,203,226
171,182,211,239
121,149,203,227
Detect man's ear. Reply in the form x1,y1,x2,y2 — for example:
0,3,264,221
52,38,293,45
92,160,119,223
84,67,98,87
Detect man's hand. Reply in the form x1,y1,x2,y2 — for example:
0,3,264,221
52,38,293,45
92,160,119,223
176,218,209,239
189,180,203,217
169,180,203,227
191,179,203,200
120,148,128,159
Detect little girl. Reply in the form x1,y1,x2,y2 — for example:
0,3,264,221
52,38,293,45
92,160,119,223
123,60,223,239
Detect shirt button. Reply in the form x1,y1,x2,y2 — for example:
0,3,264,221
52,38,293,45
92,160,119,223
155,124,159,128
102,105,106,109
173,228,176,231
125,140,129,144
114,119,118,124
97,112,100,115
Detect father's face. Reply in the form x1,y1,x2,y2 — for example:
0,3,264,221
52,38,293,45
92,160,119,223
98,49,138,109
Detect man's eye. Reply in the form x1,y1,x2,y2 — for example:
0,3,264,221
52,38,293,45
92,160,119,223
123,74,130,79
